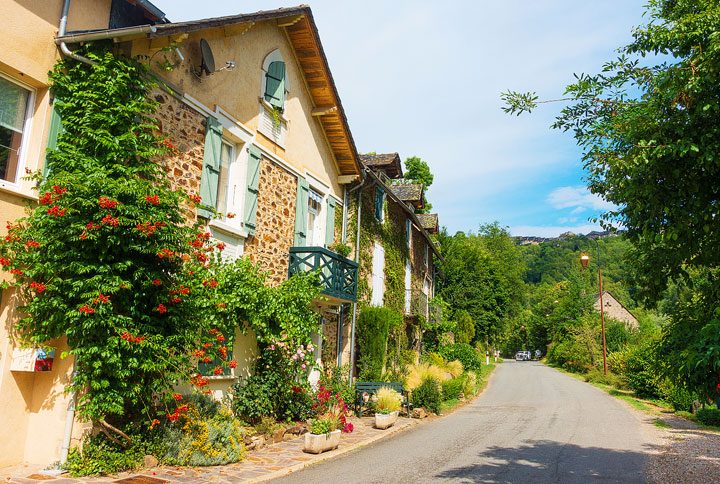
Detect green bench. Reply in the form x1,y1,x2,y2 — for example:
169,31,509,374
354,381,412,417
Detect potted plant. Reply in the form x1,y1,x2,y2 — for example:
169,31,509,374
374,386,402,429
303,386,353,454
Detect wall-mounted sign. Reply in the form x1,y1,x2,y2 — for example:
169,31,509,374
10,347,56,372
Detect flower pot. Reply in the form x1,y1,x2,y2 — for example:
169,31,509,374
303,429,341,454
374,411,399,430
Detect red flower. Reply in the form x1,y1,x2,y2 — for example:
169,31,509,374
228,360,237,369
192,349,205,358
136,222,158,236
101,214,119,227
216,334,225,343
10,268,23,276
98,196,118,209
226,212,236,219
203,342,212,349
29,281,46,293
145,195,160,205
95,294,110,304
151,279,162,286
189,238,204,249
292,385,302,393
157,248,175,259
53,185,67,195
173,393,183,401
216,242,226,251
213,366,223,375
190,375,210,388
176,404,188,413
39,192,53,205
156,303,167,314
25,240,40,248
0,257,10,267
194,251,208,263
86,222,101,230
189,194,202,204
219,346,228,359
161,139,177,152
79,231,88,240
202,356,212,364
342,422,354,433
208,328,219,334
79,305,95,315
150,419,161,429
203,279,219,288
167,412,179,422
47,205,66,217
170,297,182,304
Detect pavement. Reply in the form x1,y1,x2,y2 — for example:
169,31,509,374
3,415,419,484
275,360,663,483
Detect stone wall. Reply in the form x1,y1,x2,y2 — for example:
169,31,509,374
244,158,297,286
152,89,206,220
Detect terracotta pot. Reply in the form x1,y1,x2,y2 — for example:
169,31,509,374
374,410,399,429
303,429,341,454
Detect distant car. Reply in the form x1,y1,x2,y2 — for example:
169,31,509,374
515,351,531,361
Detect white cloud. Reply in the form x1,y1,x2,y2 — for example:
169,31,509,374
547,186,615,212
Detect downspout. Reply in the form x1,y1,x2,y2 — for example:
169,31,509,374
59,370,77,466
59,0,95,65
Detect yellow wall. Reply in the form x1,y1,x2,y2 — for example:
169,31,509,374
130,20,343,198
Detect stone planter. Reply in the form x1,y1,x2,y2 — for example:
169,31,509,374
374,411,399,429
303,430,341,454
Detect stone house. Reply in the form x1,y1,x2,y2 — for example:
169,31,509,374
594,291,639,330
321,152,440,371
1,2,363,469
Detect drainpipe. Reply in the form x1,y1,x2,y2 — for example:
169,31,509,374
59,370,77,467
58,0,95,65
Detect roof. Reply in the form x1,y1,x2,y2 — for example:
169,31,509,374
360,153,403,179
417,213,439,234
57,5,361,178
391,183,425,209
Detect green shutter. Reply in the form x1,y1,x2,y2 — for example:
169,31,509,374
325,197,336,247
43,103,64,178
406,219,411,247
375,187,384,221
198,116,223,219
294,176,309,246
244,144,262,235
264,61,286,110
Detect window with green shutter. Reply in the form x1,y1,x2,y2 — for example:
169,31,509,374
406,219,412,247
43,102,64,178
198,116,223,219
198,347,233,377
294,176,309,245
375,186,385,222
325,197,336,247
244,145,262,235
264,61,286,111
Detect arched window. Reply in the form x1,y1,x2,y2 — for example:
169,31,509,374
261,50,287,111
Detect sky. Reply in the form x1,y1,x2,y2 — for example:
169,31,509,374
151,0,647,237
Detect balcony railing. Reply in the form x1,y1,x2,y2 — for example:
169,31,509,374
288,246,359,303
407,289,441,325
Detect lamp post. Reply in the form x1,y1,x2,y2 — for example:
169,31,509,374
580,246,608,375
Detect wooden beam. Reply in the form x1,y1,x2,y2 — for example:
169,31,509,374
312,105,337,116
277,15,305,27
337,175,359,185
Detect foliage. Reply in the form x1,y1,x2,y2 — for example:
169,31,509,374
696,408,720,427
441,377,465,401
454,310,476,345
437,224,526,344
309,385,353,434
622,339,663,398
254,416,286,437
439,343,482,371
411,377,442,414
374,386,403,414
64,434,146,476
405,362,449,391
356,306,403,380
318,364,355,406
583,369,625,388
330,241,352,258
463,371,478,397
231,342,315,423
658,380,698,412
403,156,434,212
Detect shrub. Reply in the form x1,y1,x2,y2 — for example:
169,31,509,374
441,377,465,401
547,338,594,373
375,386,402,414
439,343,482,371
583,369,624,387
696,408,720,426
412,377,442,414
64,434,145,476
659,380,699,412
405,363,449,391
308,386,353,434
319,364,355,406
622,341,662,398
463,371,478,396
357,307,403,380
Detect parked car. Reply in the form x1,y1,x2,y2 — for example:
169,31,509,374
515,351,531,361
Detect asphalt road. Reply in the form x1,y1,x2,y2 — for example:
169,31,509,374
275,361,659,483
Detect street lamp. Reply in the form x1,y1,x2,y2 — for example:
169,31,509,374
580,248,608,375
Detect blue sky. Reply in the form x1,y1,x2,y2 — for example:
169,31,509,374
151,0,647,237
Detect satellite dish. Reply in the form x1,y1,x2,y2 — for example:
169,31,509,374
200,39,215,75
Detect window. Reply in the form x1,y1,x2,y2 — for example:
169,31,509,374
198,346,234,377
404,259,411,314
371,242,385,306
406,219,412,248
307,188,324,246
424,244,429,269
262,50,287,111
0,75,32,184
374,186,385,221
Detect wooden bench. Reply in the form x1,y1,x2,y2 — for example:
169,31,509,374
354,381,412,417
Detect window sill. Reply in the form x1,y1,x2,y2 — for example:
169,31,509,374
258,97,289,123
0,181,37,201
204,374,239,382
209,219,249,239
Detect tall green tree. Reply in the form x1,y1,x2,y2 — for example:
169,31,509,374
404,156,434,213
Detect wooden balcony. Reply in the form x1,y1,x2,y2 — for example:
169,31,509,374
288,246,359,303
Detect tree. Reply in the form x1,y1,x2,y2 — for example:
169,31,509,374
454,310,475,345
404,156,434,213
503,0,720,300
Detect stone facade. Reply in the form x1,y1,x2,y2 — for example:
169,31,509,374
152,89,206,220
594,291,639,330
244,158,298,286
